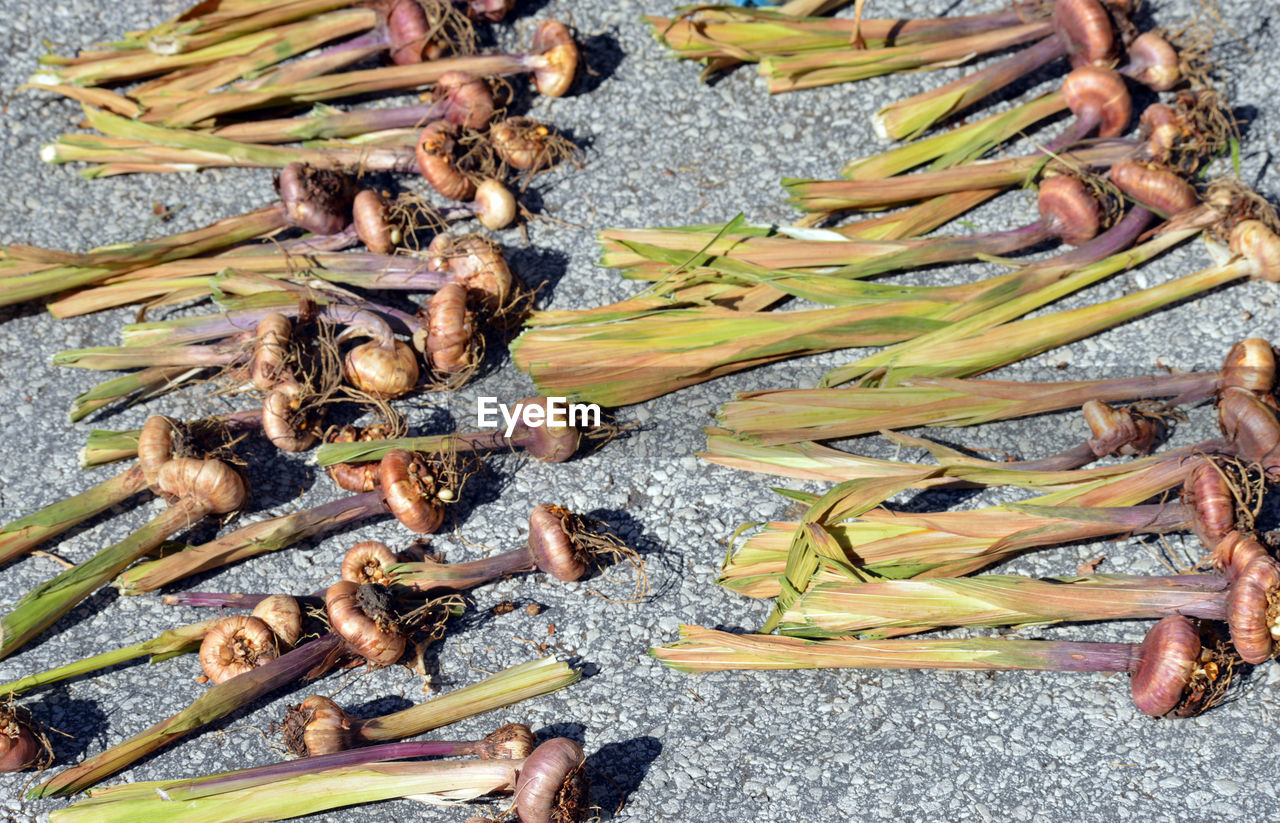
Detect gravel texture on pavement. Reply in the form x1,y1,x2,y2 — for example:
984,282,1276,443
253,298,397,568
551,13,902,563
2,1,1280,821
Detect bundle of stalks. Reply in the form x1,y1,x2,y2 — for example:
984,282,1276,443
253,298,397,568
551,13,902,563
1,163,363,309
719,450,1263,598
715,337,1273,445
112,447,468,593
652,617,1236,718
516,176,1276,407
48,236,518,424
29,0,480,90
0,411,258,569
48,735,589,823
28,14,578,129
650,0,1211,145
650,350,1280,717
31,615,577,796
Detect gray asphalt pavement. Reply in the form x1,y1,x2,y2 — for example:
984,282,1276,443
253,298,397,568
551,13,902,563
3,1,1280,821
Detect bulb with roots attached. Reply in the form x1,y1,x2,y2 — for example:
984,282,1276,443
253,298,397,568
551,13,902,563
1124,31,1181,91
342,540,400,586
425,283,476,375
489,117,577,174
325,424,396,491
1130,616,1209,717
277,163,356,236
426,232,516,313
1108,160,1198,218
380,449,450,533
352,190,399,255
515,737,590,823
1054,0,1116,68
1037,174,1103,246
1220,338,1276,394
1061,65,1131,139
343,339,420,398
0,708,43,773
198,615,279,684
433,70,494,131
416,121,476,202
325,580,406,666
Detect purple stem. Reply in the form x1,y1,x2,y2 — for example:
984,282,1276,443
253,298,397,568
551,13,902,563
908,33,1066,123
391,547,536,592
1052,204,1153,268
998,441,1103,472
126,491,390,592
33,633,347,797
214,101,453,144
236,31,389,92
321,302,397,347
905,219,1055,268
312,255,455,291
1024,640,1139,672
262,226,361,254
163,591,326,609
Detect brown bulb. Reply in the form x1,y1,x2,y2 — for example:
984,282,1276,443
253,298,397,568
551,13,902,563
426,283,475,374
507,397,581,462
474,722,536,760
1061,66,1131,138
1210,530,1270,581
1037,174,1101,246
1229,220,1280,283
434,71,494,131
1184,459,1236,551
250,314,294,392
385,0,434,65
263,381,317,452
343,339,420,398
277,163,355,236
1081,399,1157,457
1218,386,1280,476
352,190,396,255
472,178,517,230
528,503,588,582
1221,338,1276,394
1226,556,1280,663
284,695,356,756
529,21,578,98
199,615,278,684
1126,32,1180,91
252,594,303,648
1108,160,1197,217
380,449,447,533
155,457,247,513
325,580,405,666
137,414,181,487
341,540,398,586
324,424,389,492
1130,615,1200,717
489,117,550,171
1053,0,1115,67
415,121,476,202
0,708,42,773
514,737,589,823
1138,104,1181,160
426,232,516,312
